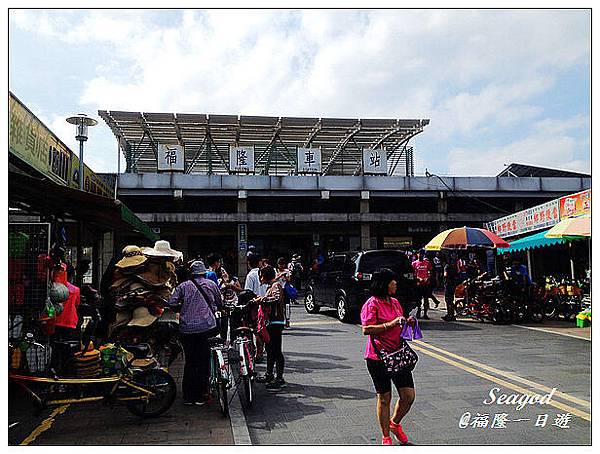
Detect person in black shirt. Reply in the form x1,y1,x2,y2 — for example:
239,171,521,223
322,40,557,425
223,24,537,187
442,254,458,321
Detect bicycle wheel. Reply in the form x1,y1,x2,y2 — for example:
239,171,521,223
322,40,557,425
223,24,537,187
125,369,177,418
216,378,229,417
242,375,253,407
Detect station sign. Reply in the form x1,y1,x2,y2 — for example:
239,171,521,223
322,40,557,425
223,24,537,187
229,146,255,173
157,144,185,172
362,148,387,175
297,147,321,173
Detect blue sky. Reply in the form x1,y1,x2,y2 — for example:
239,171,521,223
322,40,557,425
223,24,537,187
9,9,591,176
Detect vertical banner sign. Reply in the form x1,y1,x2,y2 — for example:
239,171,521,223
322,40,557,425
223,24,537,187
362,148,388,175
238,223,247,252
560,189,591,218
229,146,255,173
297,147,322,173
157,144,185,171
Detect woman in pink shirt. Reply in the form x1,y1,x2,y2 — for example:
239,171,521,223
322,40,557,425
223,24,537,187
361,268,416,446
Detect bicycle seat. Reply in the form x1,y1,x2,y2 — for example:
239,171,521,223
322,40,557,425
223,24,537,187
123,343,152,359
234,326,254,335
207,336,225,347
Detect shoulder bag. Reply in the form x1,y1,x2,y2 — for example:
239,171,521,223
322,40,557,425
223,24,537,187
370,329,419,375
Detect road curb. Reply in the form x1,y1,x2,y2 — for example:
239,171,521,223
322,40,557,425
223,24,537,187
229,390,252,445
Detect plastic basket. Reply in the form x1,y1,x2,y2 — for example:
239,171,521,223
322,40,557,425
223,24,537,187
576,318,590,328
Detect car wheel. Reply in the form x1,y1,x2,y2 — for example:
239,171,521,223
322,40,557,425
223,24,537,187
304,288,320,314
336,296,353,323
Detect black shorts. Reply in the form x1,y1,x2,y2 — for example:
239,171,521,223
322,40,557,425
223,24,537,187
366,358,414,394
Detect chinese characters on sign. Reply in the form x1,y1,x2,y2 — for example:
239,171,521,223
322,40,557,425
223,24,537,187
486,199,561,238
363,148,387,175
157,144,185,172
229,146,255,173
297,147,322,173
559,189,590,218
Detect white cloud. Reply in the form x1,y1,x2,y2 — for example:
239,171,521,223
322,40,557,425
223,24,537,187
447,114,591,176
10,9,591,173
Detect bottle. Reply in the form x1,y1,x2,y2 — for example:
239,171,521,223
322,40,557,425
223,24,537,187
46,298,55,318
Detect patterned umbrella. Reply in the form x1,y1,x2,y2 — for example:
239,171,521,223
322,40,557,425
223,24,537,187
544,214,590,239
425,226,510,251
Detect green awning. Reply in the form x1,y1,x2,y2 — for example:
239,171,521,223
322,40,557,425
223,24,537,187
497,229,566,253
120,204,159,242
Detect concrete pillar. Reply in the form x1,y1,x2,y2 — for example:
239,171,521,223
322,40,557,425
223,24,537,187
237,191,248,281
360,192,370,250
100,230,114,281
438,191,449,232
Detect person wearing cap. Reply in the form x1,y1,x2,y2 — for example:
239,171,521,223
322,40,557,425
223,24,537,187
167,260,223,406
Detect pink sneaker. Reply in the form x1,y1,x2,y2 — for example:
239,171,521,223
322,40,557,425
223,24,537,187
390,420,408,445
382,436,393,446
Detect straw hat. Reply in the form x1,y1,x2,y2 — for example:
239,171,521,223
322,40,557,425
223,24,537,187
127,306,158,327
134,261,173,287
116,246,148,269
142,240,183,261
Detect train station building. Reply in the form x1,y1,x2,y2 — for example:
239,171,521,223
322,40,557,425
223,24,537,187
99,110,590,279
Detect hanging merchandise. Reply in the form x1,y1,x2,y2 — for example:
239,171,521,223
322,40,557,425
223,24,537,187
9,315,24,339
108,244,179,340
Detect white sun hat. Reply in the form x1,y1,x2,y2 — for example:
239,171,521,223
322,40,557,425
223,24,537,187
142,240,183,261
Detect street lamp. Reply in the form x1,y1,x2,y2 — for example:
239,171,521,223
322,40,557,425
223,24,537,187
66,114,98,191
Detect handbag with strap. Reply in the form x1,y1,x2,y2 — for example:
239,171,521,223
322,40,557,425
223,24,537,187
189,279,221,337
370,329,419,374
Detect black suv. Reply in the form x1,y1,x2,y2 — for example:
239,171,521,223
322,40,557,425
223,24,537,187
304,249,419,322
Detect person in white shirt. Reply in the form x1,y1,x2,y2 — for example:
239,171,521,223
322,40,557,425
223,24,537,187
244,253,267,362
244,253,267,297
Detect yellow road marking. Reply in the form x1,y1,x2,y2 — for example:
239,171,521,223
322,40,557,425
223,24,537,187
411,345,591,422
20,404,70,445
291,320,341,326
414,340,591,409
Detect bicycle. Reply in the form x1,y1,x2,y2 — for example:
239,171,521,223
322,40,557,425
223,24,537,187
208,336,232,417
9,336,177,418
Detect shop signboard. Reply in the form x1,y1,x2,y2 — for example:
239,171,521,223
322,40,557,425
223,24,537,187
157,144,185,171
487,199,560,238
559,189,591,218
362,148,388,175
297,147,321,173
229,146,255,173
9,92,114,198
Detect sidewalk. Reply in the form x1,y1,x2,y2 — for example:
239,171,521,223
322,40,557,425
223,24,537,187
18,358,235,445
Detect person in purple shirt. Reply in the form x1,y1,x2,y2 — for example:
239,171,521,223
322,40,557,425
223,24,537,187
168,260,223,405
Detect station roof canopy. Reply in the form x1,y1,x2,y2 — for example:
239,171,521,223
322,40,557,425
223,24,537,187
98,110,429,176
498,163,591,178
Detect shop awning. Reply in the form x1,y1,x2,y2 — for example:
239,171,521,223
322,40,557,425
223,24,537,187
9,170,158,242
497,229,566,253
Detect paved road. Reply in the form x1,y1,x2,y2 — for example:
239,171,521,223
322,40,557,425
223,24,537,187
244,302,591,445
10,301,591,446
